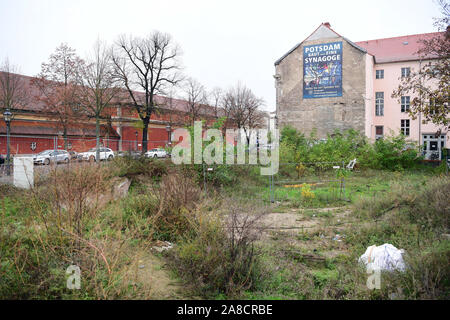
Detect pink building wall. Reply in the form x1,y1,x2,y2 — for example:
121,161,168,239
365,54,374,138
367,59,448,149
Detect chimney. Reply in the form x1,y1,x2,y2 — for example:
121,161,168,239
324,22,331,28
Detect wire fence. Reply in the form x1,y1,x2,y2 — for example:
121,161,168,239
198,160,355,205
0,136,357,206
0,134,172,156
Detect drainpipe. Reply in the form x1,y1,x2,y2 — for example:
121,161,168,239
418,59,422,151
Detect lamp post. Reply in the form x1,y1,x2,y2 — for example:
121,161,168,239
135,131,138,151
3,109,12,176
165,124,172,146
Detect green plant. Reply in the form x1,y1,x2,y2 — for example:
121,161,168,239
167,201,266,298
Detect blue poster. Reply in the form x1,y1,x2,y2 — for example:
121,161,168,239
303,42,342,99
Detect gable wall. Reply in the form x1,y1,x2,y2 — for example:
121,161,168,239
275,36,368,138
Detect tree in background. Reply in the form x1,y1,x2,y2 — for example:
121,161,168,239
184,77,208,126
0,58,29,115
79,39,120,162
111,31,182,153
33,43,85,149
209,87,223,119
393,0,450,130
223,82,265,143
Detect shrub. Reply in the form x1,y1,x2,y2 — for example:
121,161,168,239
111,156,168,181
279,125,422,171
121,171,201,242
167,201,267,298
372,135,420,170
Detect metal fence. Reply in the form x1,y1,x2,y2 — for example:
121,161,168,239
0,134,171,156
268,162,352,205
199,161,354,205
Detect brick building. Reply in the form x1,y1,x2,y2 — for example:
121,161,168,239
274,23,448,160
0,72,218,155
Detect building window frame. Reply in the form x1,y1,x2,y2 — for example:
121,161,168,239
401,119,410,136
401,96,410,112
375,92,384,116
375,126,384,140
401,67,411,78
376,69,384,79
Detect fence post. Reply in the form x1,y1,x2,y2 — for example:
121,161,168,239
269,172,275,203
203,162,207,196
268,174,272,203
340,161,345,199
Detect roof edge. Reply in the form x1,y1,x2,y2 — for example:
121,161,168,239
274,25,367,66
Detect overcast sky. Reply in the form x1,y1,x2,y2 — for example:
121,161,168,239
0,0,443,111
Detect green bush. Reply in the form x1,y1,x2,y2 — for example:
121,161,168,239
279,125,422,171
167,202,265,298
111,156,168,181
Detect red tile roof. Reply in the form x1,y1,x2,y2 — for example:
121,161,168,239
275,23,445,65
0,123,120,138
355,32,444,63
0,71,219,117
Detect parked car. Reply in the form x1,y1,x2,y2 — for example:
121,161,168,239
145,148,168,158
78,147,115,162
116,151,142,159
33,150,70,165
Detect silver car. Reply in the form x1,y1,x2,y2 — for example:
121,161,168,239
145,148,168,158
33,150,70,165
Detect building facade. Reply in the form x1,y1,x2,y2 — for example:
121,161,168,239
0,72,218,156
274,23,448,160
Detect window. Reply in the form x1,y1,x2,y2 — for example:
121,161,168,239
375,126,384,140
401,67,410,78
401,119,410,136
429,98,439,115
375,92,384,116
401,96,410,112
376,70,384,79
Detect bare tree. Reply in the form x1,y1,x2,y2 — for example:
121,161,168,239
184,77,207,126
79,39,120,161
0,58,29,114
209,87,223,119
32,43,85,149
223,83,265,143
111,31,182,153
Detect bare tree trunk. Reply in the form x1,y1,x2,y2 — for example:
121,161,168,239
142,118,149,153
63,128,68,150
96,116,100,162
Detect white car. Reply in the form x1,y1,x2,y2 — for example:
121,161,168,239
145,148,168,158
78,147,115,162
33,150,70,165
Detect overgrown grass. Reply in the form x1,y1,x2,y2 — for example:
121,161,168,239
246,173,449,300
0,155,448,300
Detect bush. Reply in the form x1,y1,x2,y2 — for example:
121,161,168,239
0,164,116,299
111,156,168,181
371,135,420,170
279,125,422,171
121,171,201,242
167,201,267,298
348,176,450,299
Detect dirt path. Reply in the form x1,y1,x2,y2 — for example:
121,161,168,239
124,250,192,300
259,206,354,259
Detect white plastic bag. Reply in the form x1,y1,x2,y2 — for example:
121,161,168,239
358,243,406,272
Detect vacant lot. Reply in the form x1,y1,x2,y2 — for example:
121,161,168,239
0,159,448,299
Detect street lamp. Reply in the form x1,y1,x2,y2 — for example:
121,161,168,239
3,109,12,176
135,131,138,151
166,124,172,145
